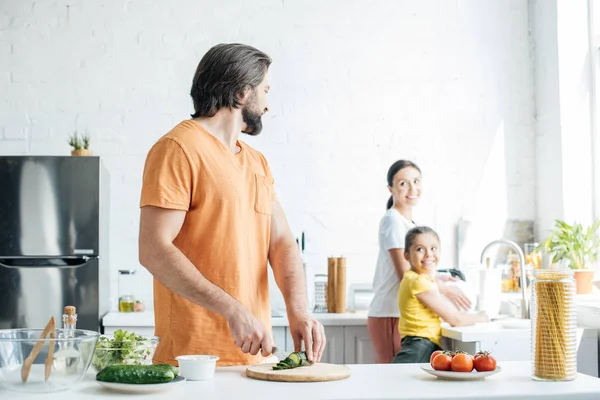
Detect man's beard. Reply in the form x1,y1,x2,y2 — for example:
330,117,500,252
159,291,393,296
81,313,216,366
241,96,263,136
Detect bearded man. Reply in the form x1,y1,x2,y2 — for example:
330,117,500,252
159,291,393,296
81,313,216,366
138,43,326,366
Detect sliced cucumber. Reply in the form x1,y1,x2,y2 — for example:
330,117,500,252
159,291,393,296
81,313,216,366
286,352,301,367
272,351,313,371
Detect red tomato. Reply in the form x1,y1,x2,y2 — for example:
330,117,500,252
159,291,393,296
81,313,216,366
430,350,444,366
431,353,452,371
451,353,473,372
473,351,497,372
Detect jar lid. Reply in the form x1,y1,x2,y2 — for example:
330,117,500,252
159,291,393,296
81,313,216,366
533,269,574,280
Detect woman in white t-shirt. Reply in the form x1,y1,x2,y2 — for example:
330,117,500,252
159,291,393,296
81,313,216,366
367,160,472,363
368,160,420,364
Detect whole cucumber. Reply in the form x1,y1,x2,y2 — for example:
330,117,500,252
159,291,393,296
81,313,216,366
96,365,175,384
155,363,179,377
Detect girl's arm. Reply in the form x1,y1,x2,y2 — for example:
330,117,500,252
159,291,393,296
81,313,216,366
416,289,488,327
389,248,411,281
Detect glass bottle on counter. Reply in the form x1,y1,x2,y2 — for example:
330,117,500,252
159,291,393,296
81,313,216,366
119,295,135,312
134,300,145,312
530,269,577,381
53,305,81,373
118,269,136,312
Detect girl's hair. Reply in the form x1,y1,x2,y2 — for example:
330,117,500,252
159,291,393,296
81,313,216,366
404,226,440,251
386,160,421,210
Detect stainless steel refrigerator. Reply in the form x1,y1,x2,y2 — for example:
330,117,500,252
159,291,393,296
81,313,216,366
0,156,109,331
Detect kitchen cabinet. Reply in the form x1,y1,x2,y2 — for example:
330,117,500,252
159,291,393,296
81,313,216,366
344,326,376,364
272,327,286,350
321,327,345,364
103,311,376,364
283,326,345,364
279,326,374,364
442,336,530,362
577,329,599,377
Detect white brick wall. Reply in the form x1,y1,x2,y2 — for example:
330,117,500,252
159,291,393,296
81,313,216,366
0,0,536,311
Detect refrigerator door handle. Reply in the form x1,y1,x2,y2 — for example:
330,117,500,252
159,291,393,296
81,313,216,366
0,257,94,269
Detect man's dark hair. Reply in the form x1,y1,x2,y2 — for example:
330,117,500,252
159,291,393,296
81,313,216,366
190,43,272,118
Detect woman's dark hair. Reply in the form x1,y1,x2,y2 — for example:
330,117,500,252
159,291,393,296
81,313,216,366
404,226,440,251
386,160,421,210
190,43,272,118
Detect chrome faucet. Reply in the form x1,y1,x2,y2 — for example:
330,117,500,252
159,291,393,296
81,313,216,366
480,239,530,319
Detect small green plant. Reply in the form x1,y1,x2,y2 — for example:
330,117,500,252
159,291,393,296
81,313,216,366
537,219,600,270
68,131,90,150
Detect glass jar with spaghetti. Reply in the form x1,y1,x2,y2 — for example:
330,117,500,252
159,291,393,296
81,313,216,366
530,269,577,381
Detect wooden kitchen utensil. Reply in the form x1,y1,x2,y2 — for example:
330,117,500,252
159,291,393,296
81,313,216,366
327,256,346,313
45,327,55,381
327,257,337,312
246,363,351,382
21,316,56,382
335,256,346,312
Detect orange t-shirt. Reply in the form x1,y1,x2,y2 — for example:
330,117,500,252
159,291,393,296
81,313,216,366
140,120,276,366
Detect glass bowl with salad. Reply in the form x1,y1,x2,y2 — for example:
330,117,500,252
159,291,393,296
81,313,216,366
91,329,159,372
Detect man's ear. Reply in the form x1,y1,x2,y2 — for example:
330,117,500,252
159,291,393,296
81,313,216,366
236,90,248,105
238,86,254,105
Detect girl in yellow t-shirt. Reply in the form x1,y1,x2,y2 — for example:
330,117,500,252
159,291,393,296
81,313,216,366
392,226,488,363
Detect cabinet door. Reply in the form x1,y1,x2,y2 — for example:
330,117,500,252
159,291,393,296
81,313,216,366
344,326,375,364
284,326,345,364
272,327,287,350
444,338,530,362
321,327,345,364
577,329,599,377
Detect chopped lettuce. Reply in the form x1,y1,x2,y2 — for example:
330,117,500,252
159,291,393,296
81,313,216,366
92,329,156,372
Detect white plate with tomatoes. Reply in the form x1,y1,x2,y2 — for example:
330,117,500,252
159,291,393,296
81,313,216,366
420,364,502,380
425,350,500,380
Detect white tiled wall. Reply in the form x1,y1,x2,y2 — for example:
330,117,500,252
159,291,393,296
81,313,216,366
0,1,536,311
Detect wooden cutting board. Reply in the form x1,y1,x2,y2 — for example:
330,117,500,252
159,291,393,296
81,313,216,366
246,363,352,382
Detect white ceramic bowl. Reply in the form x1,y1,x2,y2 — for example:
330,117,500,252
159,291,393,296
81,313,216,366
175,355,219,381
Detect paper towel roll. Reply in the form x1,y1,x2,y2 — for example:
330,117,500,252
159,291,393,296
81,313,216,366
478,268,502,316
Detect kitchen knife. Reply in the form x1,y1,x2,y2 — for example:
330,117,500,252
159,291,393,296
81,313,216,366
270,346,288,361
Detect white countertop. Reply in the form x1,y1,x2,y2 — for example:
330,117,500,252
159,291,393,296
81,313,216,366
3,361,600,399
102,311,369,328
442,321,531,342
103,296,600,338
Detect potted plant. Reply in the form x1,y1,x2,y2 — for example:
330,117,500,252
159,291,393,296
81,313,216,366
68,131,92,156
537,219,600,294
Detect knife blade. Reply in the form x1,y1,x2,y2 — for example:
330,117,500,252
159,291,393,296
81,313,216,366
270,346,288,361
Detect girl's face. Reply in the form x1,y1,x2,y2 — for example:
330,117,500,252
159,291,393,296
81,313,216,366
388,167,422,209
404,233,440,275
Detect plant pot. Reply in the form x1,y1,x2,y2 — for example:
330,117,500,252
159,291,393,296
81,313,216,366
574,270,595,294
71,149,93,156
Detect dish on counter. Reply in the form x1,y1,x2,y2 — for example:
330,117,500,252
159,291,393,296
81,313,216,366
175,355,219,381
0,328,99,393
420,364,502,380
96,374,185,393
91,329,159,372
